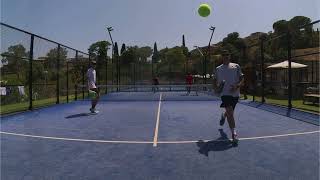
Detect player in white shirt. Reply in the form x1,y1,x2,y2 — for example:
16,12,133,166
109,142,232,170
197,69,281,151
214,50,244,143
87,61,100,114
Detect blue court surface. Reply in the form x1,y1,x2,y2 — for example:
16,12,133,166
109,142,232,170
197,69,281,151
1,92,319,180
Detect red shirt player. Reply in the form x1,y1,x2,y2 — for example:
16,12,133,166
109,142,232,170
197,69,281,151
186,74,193,94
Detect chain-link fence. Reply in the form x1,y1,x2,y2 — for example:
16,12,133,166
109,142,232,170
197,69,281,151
1,23,31,113
1,23,90,114
1,20,319,114
245,20,319,113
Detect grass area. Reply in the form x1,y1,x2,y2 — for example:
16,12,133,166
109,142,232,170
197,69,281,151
243,95,319,114
0,94,86,115
0,74,23,84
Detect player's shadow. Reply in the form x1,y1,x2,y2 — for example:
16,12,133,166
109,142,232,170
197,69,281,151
65,113,90,119
196,129,237,156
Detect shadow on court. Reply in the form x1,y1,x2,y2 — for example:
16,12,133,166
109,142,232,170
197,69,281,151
242,101,319,125
65,113,92,119
197,129,237,156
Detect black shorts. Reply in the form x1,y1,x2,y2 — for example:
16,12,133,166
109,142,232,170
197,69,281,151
220,96,239,109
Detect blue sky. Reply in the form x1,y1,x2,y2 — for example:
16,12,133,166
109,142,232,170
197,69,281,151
1,0,319,54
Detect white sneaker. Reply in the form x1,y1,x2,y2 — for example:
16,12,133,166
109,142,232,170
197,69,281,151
90,108,99,114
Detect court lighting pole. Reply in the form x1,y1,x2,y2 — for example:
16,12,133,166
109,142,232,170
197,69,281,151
204,26,215,84
194,45,205,82
107,27,114,87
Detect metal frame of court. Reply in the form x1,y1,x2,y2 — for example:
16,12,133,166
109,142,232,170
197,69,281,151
1,20,319,115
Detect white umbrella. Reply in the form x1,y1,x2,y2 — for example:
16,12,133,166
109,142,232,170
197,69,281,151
267,60,307,69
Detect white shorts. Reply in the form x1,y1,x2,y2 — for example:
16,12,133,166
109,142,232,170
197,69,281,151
88,82,97,89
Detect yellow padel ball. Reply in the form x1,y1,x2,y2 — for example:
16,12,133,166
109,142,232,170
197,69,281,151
198,3,211,17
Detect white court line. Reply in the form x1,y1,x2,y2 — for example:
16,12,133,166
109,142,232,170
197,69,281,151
158,130,320,144
153,93,162,147
0,130,318,144
0,131,153,144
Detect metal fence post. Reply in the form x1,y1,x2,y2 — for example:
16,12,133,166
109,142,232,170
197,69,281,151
202,56,206,84
260,36,266,103
111,53,114,87
28,35,34,110
82,65,85,99
133,62,136,90
169,61,172,91
117,55,119,92
118,57,121,90
287,31,292,109
253,58,257,102
75,51,78,101
56,44,61,104
152,57,154,78
66,61,69,103
105,58,108,93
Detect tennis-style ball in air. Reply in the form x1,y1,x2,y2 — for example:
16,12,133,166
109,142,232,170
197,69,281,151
198,3,211,17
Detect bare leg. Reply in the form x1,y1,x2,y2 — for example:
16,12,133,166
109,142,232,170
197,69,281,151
225,106,236,130
91,92,100,109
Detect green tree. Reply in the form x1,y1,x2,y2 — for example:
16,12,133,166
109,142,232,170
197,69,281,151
160,46,186,75
45,47,68,68
114,42,119,57
273,20,288,34
70,55,86,86
167,47,187,80
88,41,111,60
45,47,68,81
289,16,312,48
272,16,313,49
121,46,139,66
88,41,111,69
138,46,153,62
182,35,185,47
88,41,111,83
158,47,169,62
120,43,126,55
152,42,160,63
289,16,312,31
3,44,29,83
222,32,247,64
222,32,240,45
